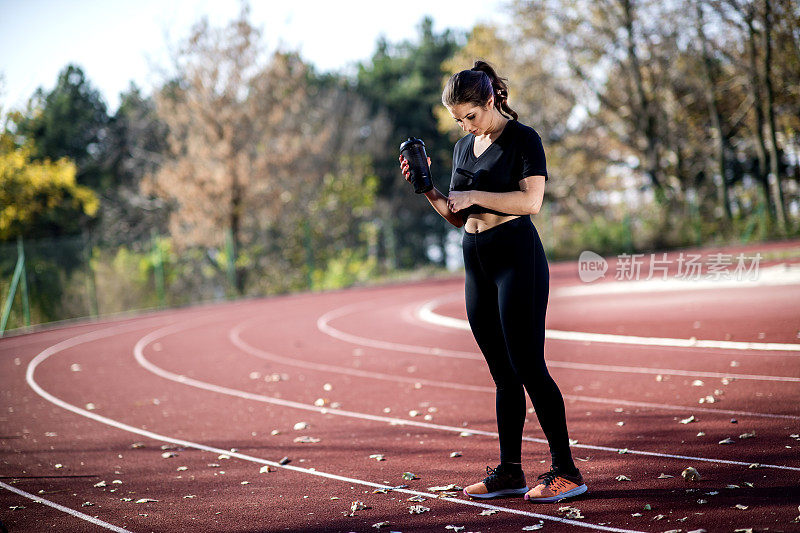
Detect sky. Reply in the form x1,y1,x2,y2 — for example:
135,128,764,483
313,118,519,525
0,0,507,113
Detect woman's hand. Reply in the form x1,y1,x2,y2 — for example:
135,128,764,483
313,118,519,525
398,155,432,185
447,190,474,212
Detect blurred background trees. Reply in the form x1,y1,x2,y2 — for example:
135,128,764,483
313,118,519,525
2,0,799,331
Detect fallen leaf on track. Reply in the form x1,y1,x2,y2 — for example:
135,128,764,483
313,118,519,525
183,495,196,499
93,481,106,488
402,472,419,480
278,457,291,465
450,451,462,458
679,415,696,424
558,506,584,519
259,465,275,473
161,452,178,459
428,484,463,492
522,523,544,531
369,454,386,461
616,475,631,481
681,467,701,482
372,522,390,529
350,500,369,513
739,431,756,439
293,422,309,431
445,526,465,532
408,505,430,514
479,509,498,516
657,474,674,479
734,504,748,510
135,499,158,504
407,495,426,502
293,436,321,443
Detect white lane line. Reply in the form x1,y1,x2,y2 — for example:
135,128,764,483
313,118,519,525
0,481,133,532
139,320,799,472
554,263,800,296
232,317,800,421
25,324,643,533
318,301,800,383
419,296,800,353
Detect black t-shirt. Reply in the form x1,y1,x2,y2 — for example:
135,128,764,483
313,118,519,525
448,119,548,218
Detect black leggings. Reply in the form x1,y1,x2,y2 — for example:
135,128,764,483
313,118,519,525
462,215,575,472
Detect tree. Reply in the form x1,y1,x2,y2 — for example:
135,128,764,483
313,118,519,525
13,64,110,192
0,139,98,240
356,17,462,268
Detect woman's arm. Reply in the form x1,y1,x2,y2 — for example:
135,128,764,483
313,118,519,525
447,175,546,216
423,186,465,228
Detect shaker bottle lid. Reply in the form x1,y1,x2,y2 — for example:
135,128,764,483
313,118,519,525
399,137,425,151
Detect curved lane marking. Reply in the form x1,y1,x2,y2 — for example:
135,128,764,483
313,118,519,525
24,320,644,533
232,316,800,421
318,301,800,383
419,294,800,353
135,320,800,472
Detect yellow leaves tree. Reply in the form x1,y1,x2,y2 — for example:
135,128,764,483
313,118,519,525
0,139,98,240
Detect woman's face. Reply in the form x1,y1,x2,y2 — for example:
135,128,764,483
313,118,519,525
446,98,495,136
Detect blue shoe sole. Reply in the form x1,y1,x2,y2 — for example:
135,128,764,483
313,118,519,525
463,486,529,499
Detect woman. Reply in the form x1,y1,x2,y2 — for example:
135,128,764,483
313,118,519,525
399,61,587,504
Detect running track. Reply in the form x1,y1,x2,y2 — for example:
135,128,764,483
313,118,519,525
2,240,799,532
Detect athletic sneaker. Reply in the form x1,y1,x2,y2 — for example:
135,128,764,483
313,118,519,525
463,464,528,499
524,468,588,503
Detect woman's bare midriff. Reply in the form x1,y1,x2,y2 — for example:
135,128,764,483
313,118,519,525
464,213,521,234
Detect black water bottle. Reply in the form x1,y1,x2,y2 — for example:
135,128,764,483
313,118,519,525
399,137,433,194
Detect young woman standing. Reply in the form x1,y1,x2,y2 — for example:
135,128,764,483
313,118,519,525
399,61,587,503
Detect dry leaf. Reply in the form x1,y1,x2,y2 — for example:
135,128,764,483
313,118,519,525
616,475,631,481
479,509,498,516
679,415,696,424
407,495,426,502
734,504,748,510
93,481,106,488
369,454,386,461
446,526,465,532
658,473,674,479
450,452,462,458
739,431,755,439
135,498,158,504
408,505,430,514
293,422,309,431
350,500,369,513
293,436,320,443
372,522,390,529
522,523,544,531
682,467,701,482
558,506,584,519
427,484,462,492
402,472,419,480
259,465,275,473
161,452,177,459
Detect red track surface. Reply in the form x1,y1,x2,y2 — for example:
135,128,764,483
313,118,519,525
2,239,800,532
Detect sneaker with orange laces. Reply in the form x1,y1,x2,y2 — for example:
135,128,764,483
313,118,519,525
524,468,588,503
462,464,528,499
